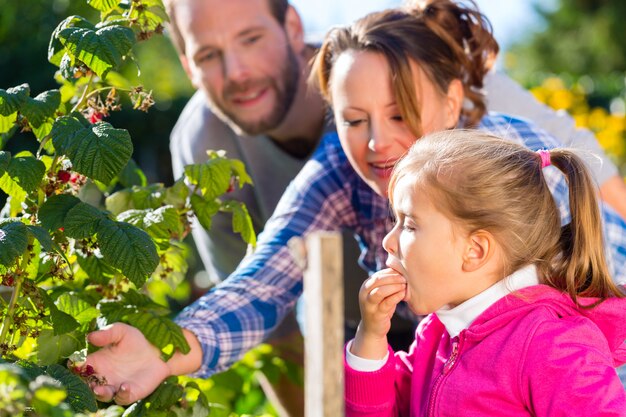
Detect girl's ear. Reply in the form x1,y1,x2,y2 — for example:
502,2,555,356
284,6,305,55
462,230,494,272
445,79,464,129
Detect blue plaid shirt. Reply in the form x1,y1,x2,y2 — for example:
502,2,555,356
176,112,626,377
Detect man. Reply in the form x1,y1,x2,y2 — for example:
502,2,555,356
86,0,626,413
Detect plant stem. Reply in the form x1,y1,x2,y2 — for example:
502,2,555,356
0,242,32,347
71,73,95,114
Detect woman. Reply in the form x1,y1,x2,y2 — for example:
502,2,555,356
84,0,626,404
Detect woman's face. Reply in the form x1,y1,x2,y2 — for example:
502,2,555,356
329,50,461,197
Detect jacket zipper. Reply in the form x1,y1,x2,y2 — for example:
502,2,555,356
427,335,463,417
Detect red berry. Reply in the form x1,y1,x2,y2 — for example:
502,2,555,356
81,364,95,376
57,170,71,183
87,110,105,124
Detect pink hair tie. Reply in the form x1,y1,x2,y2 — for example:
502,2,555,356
537,149,551,168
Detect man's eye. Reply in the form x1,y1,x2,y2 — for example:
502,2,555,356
243,35,261,45
198,51,218,63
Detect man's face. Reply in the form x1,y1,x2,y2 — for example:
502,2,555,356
176,0,302,135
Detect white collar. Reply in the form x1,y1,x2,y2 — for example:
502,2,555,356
436,264,540,338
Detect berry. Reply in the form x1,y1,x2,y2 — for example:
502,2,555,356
89,111,104,124
57,170,71,183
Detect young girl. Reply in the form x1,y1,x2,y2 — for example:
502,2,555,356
346,130,626,416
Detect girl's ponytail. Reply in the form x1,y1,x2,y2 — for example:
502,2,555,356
546,150,624,304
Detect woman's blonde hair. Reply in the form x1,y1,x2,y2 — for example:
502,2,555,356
389,130,623,304
311,0,499,137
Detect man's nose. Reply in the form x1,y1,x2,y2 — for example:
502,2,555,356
222,52,250,83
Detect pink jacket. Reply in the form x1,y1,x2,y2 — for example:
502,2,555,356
345,285,626,416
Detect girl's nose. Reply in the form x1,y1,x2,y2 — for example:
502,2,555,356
382,226,398,256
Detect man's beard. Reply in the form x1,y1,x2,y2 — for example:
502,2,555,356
210,46,300,136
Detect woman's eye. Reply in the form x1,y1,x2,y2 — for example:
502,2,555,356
343,119,364,127
391,115,403,122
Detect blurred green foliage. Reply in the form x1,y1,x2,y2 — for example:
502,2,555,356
506,0,626,105
505,0,626,172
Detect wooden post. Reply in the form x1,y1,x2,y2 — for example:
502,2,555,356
302,231,344,417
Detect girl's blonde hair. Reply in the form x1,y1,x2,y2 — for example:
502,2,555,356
389,130,624,304
311,0,499,137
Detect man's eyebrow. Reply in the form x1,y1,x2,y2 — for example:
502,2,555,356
236,27,265,38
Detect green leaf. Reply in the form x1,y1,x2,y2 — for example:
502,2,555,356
190,194,220,231
6,153,46,193
0,83,29,116
125,310,190,355
96,218,159,287
76,251,117,285
55,293,99,326
27,225,54,252
229,159,253,188
36,330,83,366
45,364,98,412
64,202,107,239
144,205,183,243
149,243,189,288
185,158,231,200
223,201,256,247
116,209,146,228
15,360,47,381
40,290,80,336
48,16,95,68
57,24,135,78
119,158,147,187
146,377,184,409
0,112,17,135
38,194,82,231
0,175,27,216
0,220,29,267
87,0,121,12
131,184,166,209
0,151,10,176
105,189,133,215
129,0,170,31
22,90,61,129
51,116,133,184
164,178,190,208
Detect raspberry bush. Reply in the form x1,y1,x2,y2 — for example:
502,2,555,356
0,1,293,416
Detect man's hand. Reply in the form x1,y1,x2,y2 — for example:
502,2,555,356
351,268,406,360
84,323,170,405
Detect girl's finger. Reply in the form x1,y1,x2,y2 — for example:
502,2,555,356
367,283,406,303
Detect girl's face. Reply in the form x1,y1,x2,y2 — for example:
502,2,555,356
383,177,476,314
329,50,461,197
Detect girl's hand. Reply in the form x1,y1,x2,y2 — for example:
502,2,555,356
351,268,406,360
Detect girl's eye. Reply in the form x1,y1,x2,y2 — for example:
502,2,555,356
391,115,403,122
401,219,416,232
